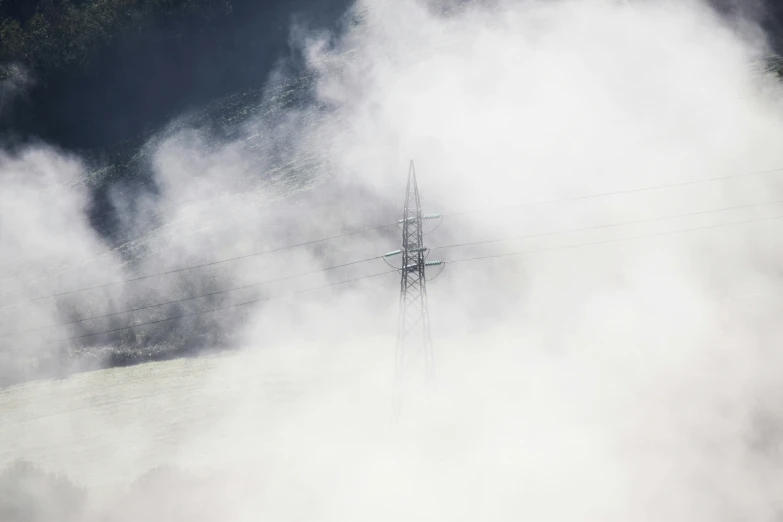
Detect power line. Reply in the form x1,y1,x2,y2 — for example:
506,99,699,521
5,165,783,309
12,197,780,338
32,269,397,346
12,209,783,347
0,256,382,338
433,198,783,252
0,152,326,285
441,213,783,265
7,193,783,328
0,183,256,283
441,166,783,218
0,224,394,309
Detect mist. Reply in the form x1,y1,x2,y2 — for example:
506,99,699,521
4,0,783,520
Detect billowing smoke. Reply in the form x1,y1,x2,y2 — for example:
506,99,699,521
4,0,783,520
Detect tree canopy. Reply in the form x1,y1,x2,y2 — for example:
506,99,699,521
0,0,232,80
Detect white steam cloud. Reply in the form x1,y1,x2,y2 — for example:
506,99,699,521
3,0,783,520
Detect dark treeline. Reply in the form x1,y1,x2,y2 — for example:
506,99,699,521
0,0,233,74
0,0,351,150
1,0,783,151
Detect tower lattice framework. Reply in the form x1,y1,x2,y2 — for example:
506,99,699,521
395,160,436,381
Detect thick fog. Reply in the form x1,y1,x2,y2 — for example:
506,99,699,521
4,0,783,520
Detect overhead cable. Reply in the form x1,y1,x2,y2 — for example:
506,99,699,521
35,270,397,345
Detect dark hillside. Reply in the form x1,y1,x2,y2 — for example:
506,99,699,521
2,0,783,151
0,0,351,149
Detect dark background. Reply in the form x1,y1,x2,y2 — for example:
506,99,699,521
0,0,782,152
0,0,352,150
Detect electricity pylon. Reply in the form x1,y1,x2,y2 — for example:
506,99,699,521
383,161,442,383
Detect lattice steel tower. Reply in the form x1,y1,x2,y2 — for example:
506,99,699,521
385,161,442,382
